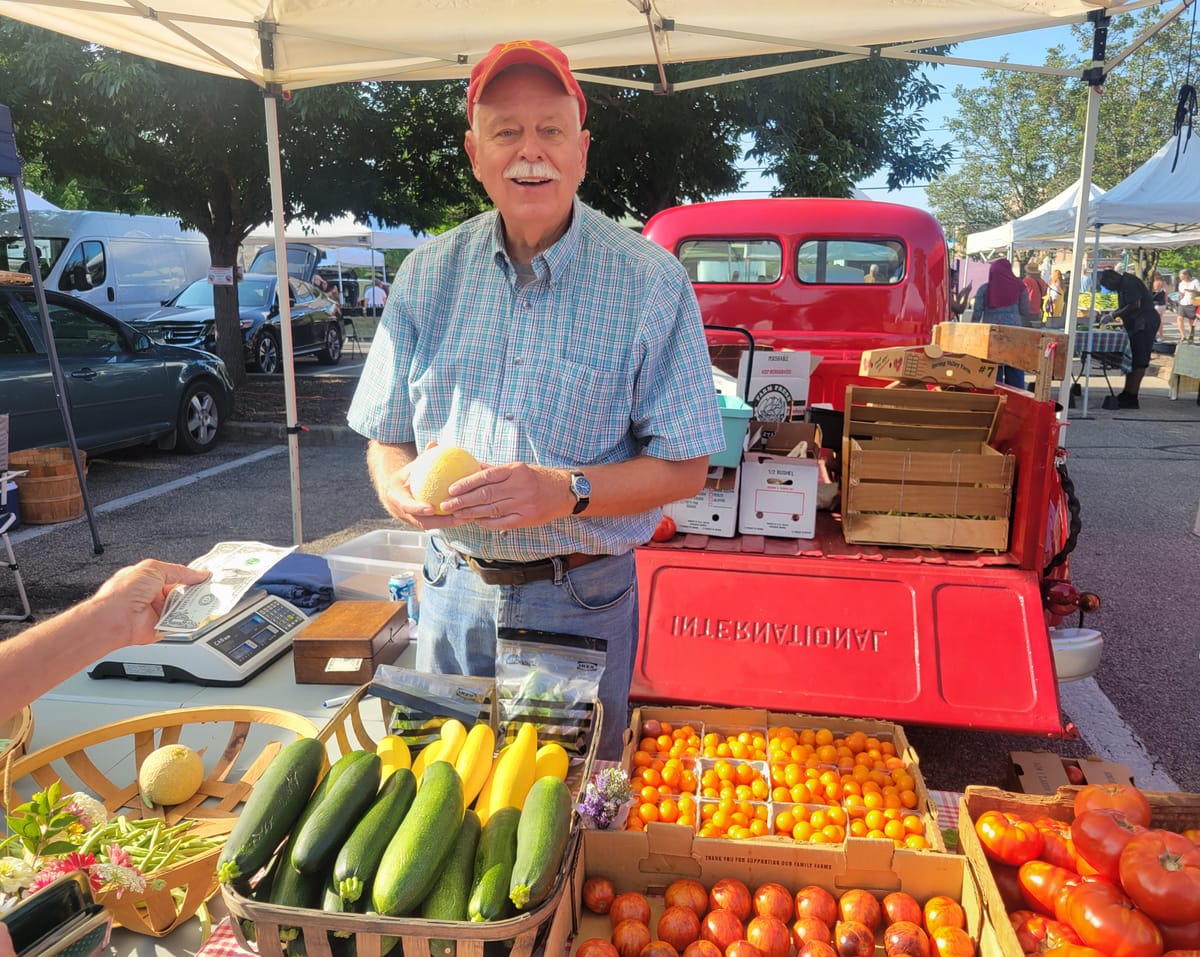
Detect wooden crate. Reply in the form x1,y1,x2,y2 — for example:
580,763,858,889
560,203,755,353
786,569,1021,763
933,322,1068,400
223,684,600,957
841,386,1014,550
2,706,319,937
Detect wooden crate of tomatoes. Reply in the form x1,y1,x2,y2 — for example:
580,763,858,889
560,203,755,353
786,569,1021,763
959,783,1200,956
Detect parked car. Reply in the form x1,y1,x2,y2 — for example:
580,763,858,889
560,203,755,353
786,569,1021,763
0,280,233,455
130,274,343,375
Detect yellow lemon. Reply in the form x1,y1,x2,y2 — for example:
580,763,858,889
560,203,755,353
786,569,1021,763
408,445,481,514
138,744,205,807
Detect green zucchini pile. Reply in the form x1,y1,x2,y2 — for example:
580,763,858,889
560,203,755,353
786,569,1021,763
216,737,573,953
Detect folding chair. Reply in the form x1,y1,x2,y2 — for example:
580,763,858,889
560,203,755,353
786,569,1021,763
1,470,33,622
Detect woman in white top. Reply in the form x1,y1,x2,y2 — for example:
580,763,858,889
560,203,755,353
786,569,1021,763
1177,268,1200,342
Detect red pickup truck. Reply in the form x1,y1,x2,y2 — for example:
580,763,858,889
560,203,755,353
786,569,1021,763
632,198,1083,736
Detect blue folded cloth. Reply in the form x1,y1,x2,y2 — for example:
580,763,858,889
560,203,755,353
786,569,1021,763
255,552,335,613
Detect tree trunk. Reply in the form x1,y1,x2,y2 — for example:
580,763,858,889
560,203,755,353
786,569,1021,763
209,237,247,389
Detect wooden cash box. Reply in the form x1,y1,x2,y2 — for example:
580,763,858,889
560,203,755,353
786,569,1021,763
291,601,410,684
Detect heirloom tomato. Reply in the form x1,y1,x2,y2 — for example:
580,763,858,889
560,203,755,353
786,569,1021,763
1071,808,1145,882
975,810,1044,866
1118,829,1200,924
1033,817,1080,872
1061,881,1164,957
1040,948,1108,957
1073,783,1152,828
1011,910,1083,951
1159,919,1200,950
651,516,677,542
1019,861,1080,917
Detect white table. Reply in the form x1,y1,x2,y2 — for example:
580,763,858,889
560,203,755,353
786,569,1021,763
1169,341,1200,402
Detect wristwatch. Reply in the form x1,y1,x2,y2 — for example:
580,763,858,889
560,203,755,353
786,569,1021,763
568,470,592,515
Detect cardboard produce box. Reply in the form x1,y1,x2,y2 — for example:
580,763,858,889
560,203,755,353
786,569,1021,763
738,349,823,421
933,322,1068,401
860,344,1000,389
959,785,1200,957
738,421,822,539
841,386,1014,551
664,465,740,537
571,827,1004,956
623,705,944,852
1009,750,1135,793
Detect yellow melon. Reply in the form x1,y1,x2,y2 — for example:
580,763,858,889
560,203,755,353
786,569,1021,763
408,445,481,514
138,744,205,807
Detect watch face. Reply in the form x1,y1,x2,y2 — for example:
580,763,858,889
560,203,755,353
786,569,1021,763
573,474,592,498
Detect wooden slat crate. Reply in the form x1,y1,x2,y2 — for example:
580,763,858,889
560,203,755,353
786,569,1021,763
933,322,1068,401
841,386,1015,551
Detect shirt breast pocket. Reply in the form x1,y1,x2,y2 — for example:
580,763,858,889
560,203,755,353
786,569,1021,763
534,361,630,463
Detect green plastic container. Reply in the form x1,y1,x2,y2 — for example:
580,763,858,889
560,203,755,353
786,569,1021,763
710,394,753,468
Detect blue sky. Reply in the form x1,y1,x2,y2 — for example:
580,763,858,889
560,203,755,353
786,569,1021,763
730,25,1081,210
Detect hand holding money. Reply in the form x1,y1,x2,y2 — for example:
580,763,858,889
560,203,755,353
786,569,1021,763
155,541,294,634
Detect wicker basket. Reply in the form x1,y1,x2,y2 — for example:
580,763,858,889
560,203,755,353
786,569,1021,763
2,706,319,937
223,685,600,957
0,706,34,764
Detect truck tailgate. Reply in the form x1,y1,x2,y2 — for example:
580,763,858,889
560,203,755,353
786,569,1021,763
632,537,1063,734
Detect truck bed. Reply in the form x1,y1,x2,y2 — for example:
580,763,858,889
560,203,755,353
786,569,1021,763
631,388,1067,736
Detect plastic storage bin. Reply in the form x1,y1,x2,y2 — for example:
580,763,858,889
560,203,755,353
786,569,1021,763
322,528,428,602
711,394,753,467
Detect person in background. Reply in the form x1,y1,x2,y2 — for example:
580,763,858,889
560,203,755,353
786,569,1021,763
347,39,724,760
1022,260,1049,319
360,277,388,312
0,560,209,726
972,257,1038,388
1043,268,1066,325
864,264,884,283
1098,268,1158,410
1177,268,1200,342
1151,274,1168,340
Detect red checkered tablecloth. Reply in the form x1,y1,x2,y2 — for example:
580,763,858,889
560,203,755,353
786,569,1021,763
198,918,253,957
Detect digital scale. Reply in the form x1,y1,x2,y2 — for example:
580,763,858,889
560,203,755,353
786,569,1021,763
89,590,309,686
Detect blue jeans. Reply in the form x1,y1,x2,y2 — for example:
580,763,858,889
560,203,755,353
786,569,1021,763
998,365,1026,389
417,537,638,760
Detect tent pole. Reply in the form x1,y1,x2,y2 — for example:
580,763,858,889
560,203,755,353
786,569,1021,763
0,105,103,554
1057,12,1107,426
263,91,303,546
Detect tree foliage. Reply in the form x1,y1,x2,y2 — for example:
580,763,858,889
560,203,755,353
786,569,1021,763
929,9,1198,250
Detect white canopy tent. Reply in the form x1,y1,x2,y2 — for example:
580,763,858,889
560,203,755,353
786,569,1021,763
243,215,428,250
0,0,1187,542
1088,134,1200,233
0,185,59,210
965,179,1108,256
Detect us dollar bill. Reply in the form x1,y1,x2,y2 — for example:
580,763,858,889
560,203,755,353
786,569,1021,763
156,541,294,633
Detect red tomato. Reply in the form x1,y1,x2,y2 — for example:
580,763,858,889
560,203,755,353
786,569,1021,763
1041,947,1109,957
988,863,1025,911
1033,817,1080,872
1119,829,1200,925
1051,874,1112,925
650,515,677,542
1073,783,1153,829
975,810,1044,866
1011,910,1084,952
1160,919,1200,951
1019,861,1080,917
1071,809,1145,882
1061,881,1164,957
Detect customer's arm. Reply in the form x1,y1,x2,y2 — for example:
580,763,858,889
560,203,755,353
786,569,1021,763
0,559,209,724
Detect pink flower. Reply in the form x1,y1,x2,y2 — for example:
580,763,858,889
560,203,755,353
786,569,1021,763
105,843,134,869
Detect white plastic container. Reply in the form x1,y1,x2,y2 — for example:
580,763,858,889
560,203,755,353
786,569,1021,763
1049,627,1104,683
323,529,428,602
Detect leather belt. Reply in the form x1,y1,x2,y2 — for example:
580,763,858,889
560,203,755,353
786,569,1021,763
460,552,606,586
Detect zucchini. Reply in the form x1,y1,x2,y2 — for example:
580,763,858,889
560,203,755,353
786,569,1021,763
267,853,323,942
371,760,465,916
422,809,483,956
217,737,325,884
468,806,520,922
508,776,572,910
290,751,382,873
333,767,418,903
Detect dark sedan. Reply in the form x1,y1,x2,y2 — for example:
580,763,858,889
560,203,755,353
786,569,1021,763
131,274,343,375
0,281,233,454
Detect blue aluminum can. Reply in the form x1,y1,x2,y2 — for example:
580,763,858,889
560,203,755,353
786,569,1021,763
388,571,418,620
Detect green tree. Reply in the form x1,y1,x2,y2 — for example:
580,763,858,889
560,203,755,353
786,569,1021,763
929,10,1196,253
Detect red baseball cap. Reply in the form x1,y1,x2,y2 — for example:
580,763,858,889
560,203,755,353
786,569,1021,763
467,39,587,126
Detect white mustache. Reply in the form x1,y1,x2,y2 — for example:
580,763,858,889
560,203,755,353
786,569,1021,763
504,161,560,181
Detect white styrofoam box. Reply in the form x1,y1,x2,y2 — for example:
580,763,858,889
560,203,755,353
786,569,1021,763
737,452,820,539
323,528,428,603
663,466,740,537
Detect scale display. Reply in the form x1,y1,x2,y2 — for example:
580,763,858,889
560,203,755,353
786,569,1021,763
89,591,309,686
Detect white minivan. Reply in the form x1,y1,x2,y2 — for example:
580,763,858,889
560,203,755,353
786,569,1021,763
0,210,210,321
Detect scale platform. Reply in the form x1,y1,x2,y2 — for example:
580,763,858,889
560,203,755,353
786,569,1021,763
89,590,309,686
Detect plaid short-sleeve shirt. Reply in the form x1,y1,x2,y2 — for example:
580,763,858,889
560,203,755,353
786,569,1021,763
348,199,724,561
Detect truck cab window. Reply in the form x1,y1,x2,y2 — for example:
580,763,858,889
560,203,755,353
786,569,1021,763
797,239,906,285
678,239,781,284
